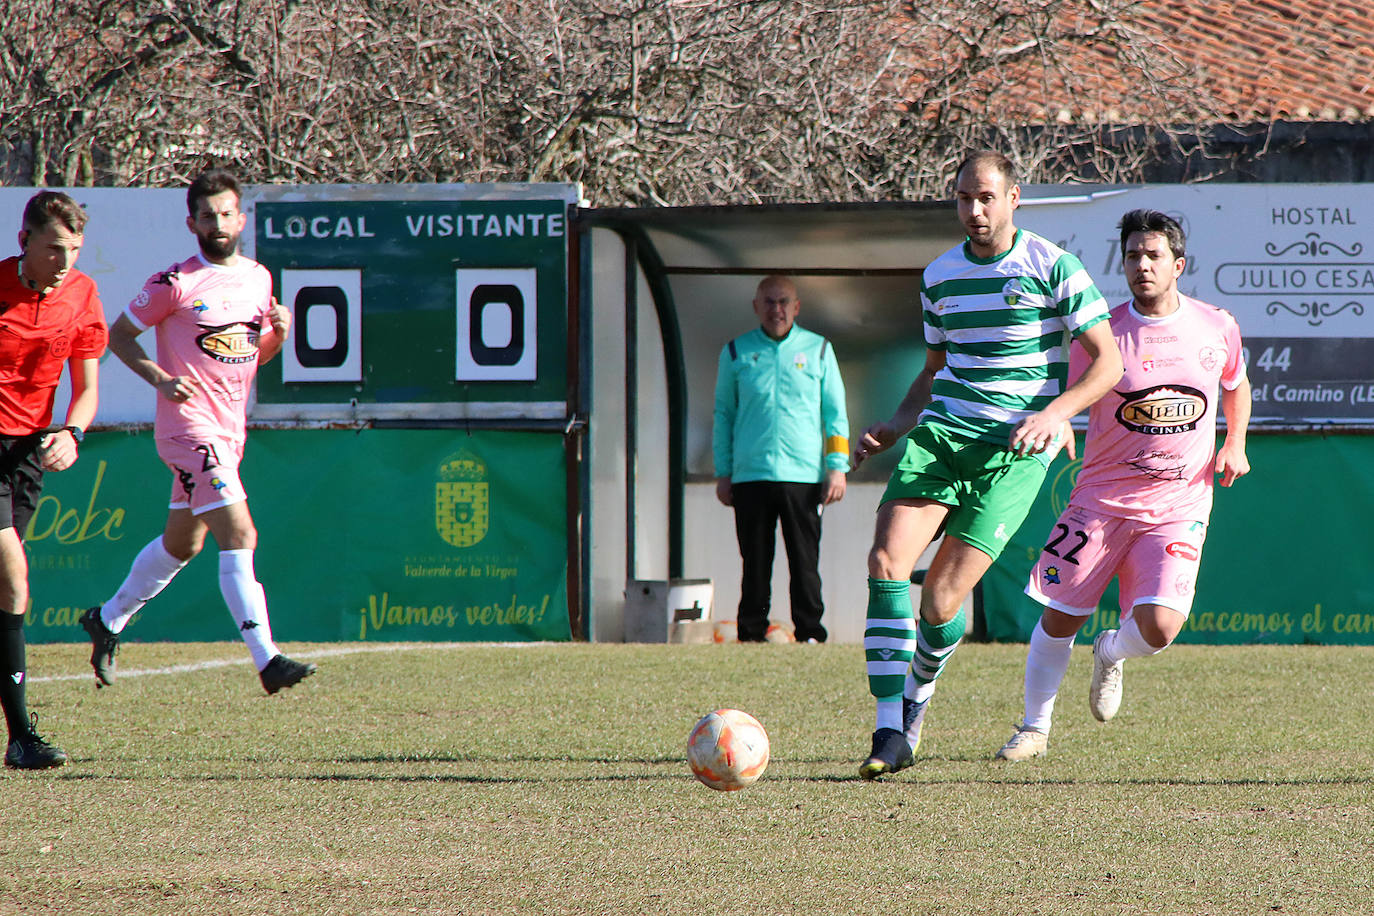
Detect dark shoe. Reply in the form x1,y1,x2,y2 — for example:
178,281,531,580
5,714,68,770
259,654,317,695
858,727,914,780
80,606,119,687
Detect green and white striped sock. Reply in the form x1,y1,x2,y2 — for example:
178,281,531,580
864,577,914,731
903,609,965,708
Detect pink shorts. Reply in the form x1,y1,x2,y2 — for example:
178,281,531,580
156,435,247,515
1024,505,1208,619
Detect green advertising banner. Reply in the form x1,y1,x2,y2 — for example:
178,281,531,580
983,434,1374,646
25,428,570,645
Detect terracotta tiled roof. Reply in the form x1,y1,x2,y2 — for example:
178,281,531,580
1163,0,1374,120
902,1,1374,124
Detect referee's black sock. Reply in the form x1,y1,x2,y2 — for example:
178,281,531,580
0,611,29,739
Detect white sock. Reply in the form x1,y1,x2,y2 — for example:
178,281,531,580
900,669,937,748
218,549,279,670
1099,616,1166,665
101,537,189,634
875,697,902,732
1023,620,1076,732
902,671,937,708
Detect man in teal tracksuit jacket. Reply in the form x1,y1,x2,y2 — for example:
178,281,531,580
713,275,849,642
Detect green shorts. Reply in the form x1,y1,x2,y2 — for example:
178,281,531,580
880,423,1048,561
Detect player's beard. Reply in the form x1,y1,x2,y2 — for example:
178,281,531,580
197,230,240,261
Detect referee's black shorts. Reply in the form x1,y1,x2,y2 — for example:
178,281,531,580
0,433,46,535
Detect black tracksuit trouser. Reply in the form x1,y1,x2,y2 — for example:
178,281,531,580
731,480,827,643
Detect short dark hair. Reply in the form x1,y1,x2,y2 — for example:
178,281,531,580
954,150,1017,188
22,191,88,235
187,168,242,215
1119,209,1186,260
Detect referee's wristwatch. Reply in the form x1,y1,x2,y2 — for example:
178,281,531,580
62,425,84,444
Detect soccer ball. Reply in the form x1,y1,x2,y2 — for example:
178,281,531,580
764,623,795,643
686,709,770,791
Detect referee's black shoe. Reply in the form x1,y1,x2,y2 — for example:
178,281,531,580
5,714,68,770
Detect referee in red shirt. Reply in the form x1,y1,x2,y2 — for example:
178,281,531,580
0,191,107,769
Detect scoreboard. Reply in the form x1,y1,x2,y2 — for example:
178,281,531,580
250,186,578,420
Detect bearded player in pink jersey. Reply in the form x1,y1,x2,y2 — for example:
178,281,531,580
995,209,1251,761
80,169,316,695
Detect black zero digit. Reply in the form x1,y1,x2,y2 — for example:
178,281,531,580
293,285,350,369
468,283,525,367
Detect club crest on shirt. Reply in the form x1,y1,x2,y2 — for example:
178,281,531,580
1114,384,1207,434
49,336,72,359
1001,278,1023,306
196,321,260,363
793,353,808,371
1197,346,1223,372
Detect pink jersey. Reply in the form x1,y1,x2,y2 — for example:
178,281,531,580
127,254,275,445
1066,295,1246,524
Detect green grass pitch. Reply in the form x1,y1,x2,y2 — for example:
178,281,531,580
5,640,1372,915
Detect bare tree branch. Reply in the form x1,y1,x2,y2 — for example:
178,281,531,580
1,0,1239,199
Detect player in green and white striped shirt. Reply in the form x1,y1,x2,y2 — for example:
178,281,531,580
852,150,1123,779
920,227,1112,445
